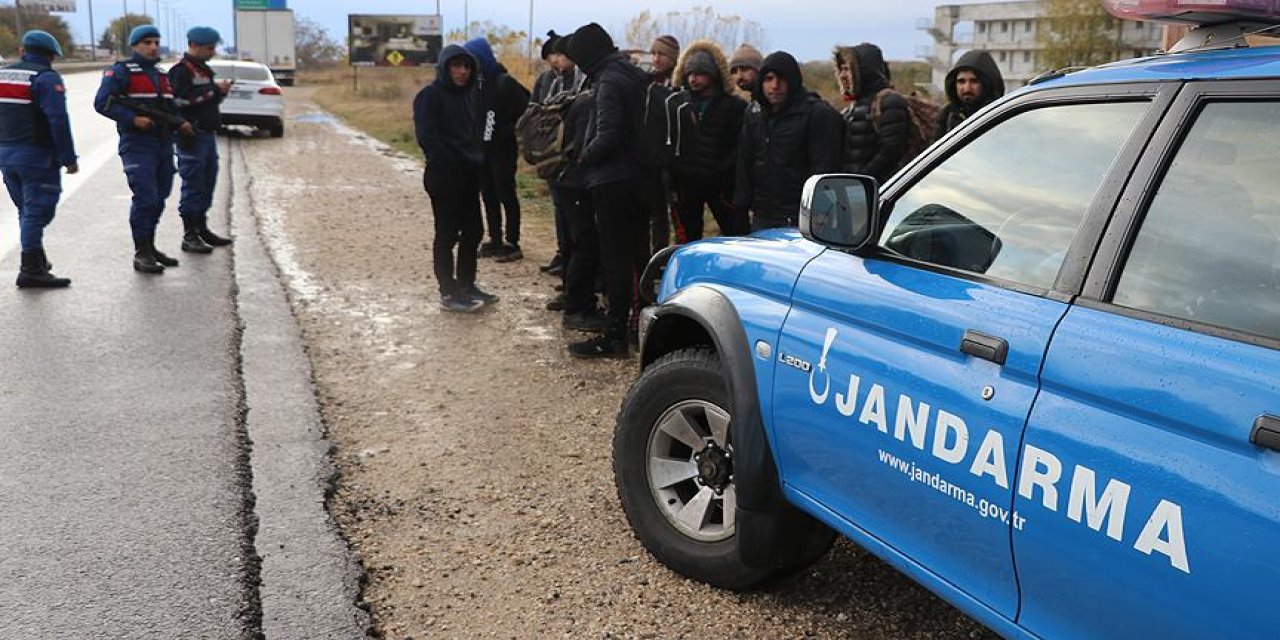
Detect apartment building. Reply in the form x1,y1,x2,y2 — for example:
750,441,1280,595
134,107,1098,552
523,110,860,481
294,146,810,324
919,1,1162,93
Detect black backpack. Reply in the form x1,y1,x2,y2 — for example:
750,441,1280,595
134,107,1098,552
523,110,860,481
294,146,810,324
516,89,589,180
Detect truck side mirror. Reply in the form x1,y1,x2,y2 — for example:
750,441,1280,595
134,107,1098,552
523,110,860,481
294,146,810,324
799,174,879,250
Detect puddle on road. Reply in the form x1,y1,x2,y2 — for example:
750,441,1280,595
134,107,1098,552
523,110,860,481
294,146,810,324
293,112,340,125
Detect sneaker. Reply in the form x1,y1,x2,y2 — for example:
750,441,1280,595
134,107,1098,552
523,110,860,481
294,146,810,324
479,241,502,258
494,244,523,263
152,249,180,267
440,294,484,313
539,253,564,273
547,263,565,277
461,284,499,304
568,334,628,359
553,282,564,292
545,293,565,311
563,310,606,332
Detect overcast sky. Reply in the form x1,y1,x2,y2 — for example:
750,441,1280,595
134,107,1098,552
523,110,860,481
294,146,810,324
58,0,998,62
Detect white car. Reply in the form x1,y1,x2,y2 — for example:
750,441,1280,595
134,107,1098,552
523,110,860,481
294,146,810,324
208,60,285,138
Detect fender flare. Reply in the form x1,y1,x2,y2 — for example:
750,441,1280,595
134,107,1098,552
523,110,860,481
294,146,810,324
644,286,834,568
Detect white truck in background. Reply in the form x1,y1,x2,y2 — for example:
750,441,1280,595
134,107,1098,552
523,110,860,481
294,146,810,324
235,9,296,86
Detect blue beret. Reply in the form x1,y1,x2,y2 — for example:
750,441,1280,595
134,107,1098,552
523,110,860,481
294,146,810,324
21,30,62,57
129,24,161,46
187,26,221,46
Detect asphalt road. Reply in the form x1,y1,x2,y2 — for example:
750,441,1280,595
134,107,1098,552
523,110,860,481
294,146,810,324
0,69,366,638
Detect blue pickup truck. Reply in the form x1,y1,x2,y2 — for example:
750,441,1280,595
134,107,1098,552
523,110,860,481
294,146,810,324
611,11,1280,640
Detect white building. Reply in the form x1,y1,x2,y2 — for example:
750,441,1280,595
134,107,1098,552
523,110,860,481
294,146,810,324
919,1,1162,94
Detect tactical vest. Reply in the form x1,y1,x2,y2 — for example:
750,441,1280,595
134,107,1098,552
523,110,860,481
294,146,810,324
121,60,174,104
0,60,52,148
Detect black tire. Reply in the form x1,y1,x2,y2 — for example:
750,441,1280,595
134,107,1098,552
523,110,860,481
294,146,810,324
614,348,779,590
269,123,284,138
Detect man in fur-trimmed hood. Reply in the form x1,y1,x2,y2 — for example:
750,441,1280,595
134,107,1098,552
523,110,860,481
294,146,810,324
669,39,747,241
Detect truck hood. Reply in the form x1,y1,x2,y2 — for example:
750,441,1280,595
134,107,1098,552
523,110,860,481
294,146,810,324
659,229,827,303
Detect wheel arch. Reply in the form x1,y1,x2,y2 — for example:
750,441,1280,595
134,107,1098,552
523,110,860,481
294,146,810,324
641,285,834,569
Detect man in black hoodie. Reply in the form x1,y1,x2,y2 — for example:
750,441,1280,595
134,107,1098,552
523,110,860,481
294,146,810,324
735,51,843,231
413,44,495,313
565,22,649,358
838,43,910,183
936,50,1005,140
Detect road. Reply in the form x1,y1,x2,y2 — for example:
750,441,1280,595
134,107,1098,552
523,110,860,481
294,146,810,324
0,70,367,638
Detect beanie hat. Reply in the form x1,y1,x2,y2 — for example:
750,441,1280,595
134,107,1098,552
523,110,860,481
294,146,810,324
129,24,161,46
729,44,763,72
187,26,221,46
684,50,718,79
566,23,615,71
651,34,679,59
541,30,560,60
20,30,62,57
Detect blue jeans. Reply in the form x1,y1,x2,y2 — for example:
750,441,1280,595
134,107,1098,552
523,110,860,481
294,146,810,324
176,132,218,220
2,164,62,252
119,135,176,239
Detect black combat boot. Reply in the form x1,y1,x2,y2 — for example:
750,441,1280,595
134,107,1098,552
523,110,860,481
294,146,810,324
133,237,164,274
197,217,232,247
181,217,213,253
16,249,70,288
151,243,180,267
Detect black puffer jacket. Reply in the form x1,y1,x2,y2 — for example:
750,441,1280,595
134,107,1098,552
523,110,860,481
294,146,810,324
734,51,843,221
671,40,746,182
840,43,909,183
578,51,647,189
936,49,1005,139
412,45,483,171
464,38,531,151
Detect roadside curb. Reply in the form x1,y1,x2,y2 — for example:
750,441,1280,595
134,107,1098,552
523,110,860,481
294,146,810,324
229,136,373,638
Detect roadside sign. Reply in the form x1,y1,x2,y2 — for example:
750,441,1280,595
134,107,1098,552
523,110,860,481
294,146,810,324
349,14,443,67
23,0,77,11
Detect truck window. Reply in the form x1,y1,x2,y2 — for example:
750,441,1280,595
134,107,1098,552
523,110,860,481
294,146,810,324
1112,101,1280,341
880,101,1147,289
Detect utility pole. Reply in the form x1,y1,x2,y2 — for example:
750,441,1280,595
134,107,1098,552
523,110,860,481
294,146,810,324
123,0,131,56
14,0,23,41
528,0,534,61
89,0,97,60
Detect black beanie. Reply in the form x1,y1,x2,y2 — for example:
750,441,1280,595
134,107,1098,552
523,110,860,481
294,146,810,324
566,22,615,71
541,30,560,60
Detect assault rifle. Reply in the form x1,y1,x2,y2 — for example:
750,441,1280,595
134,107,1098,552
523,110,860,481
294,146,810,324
105,94,198,151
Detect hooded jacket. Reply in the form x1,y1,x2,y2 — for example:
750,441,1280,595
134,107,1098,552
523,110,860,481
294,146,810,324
569,23,648,189
463,38,530,151
734,51,843,224
531,65,586,104
670,40,745,181
413,45,483,171
937,49,1005,139
838,43,909,183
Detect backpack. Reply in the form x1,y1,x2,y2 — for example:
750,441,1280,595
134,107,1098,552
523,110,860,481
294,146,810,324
871,88,941,172
516,89,586,180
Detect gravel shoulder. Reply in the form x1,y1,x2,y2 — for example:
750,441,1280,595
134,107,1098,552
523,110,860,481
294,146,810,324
241,86,996,639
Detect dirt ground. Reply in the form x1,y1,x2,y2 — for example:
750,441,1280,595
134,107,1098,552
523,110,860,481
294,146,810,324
240,87,996,639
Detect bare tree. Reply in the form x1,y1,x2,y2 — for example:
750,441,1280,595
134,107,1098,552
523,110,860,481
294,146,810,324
296,16,345,69
621,7,767,53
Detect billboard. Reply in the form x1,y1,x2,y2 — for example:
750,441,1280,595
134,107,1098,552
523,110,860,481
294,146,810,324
235,0,286,8
23,0,76,11
349,14,443,67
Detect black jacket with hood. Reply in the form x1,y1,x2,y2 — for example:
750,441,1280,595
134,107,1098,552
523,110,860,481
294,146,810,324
464,38,531,152
567,23,648,189
838,43,909,183
734,51,843,222
413,45,483,171
936,49,1005,139
670,40,746,183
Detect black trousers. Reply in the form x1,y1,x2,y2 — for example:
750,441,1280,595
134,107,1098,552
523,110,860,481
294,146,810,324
643,169,669,255
557,185,598,315
672,174,745,242
591,178,649,339
481,144,521,246
425,166,483,297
